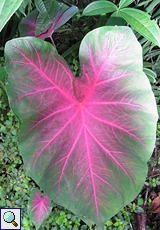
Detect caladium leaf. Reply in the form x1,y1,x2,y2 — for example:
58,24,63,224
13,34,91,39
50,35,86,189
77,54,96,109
28,189,50,229
18,10,48,39
35,0,69,36
19,1,78,40
19,9,53,39
5,26,158,228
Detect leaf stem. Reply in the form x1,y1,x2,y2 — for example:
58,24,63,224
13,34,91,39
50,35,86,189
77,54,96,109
50,36,57,52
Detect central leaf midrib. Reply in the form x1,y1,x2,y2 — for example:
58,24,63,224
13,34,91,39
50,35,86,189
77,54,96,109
81,106,100,220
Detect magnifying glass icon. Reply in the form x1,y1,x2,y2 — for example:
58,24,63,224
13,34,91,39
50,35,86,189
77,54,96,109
3,211,18,227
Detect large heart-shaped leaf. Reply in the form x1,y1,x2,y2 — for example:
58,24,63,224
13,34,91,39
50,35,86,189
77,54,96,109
5,26,158,227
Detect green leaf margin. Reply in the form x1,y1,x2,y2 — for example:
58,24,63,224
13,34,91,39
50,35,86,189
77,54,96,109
0,0,23,32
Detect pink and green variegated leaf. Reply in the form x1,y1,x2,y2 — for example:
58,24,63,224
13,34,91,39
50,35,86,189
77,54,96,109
28,189,50,229
35,0,69,36
18,10,49,40
5,26,158,227
19,3,78,40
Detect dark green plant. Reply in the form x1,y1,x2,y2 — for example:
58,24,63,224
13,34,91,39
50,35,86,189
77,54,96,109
83,0,160,47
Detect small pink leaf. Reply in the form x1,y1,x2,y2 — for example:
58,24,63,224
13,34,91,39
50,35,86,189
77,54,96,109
29,189,50,229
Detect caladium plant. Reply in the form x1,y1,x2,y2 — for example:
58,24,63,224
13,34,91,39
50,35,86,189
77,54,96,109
5,26,158,228
19,0,78,42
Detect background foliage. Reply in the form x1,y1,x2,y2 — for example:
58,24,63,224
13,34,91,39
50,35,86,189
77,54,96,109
0,0,160,229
